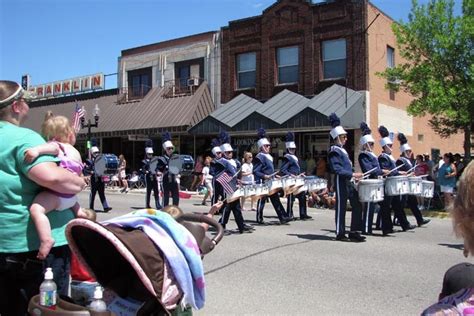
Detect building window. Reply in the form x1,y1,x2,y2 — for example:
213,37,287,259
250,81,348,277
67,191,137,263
237,52,256,89
128,67,152,99
322,39,346,79
174,58,204,88
277,46,299,84
387,46,395,68
418,134,424,142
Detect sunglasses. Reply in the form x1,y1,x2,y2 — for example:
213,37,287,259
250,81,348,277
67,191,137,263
263,144,270,147
166,147,174,150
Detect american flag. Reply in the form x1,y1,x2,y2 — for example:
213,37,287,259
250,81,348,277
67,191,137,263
215,172,236,196
72,102,85,133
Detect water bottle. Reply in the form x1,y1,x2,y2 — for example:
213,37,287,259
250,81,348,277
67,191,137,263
39,267,57,309
89,286,107,312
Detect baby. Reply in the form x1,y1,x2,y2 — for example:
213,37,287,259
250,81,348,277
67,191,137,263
24,111,87,259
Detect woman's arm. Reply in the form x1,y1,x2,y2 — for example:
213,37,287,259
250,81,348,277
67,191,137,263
24,142,60,163
28,161,86,194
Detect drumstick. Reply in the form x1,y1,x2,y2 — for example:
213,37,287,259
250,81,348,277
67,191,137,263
362,167,377,177
406,163,418,173
388,163,405,174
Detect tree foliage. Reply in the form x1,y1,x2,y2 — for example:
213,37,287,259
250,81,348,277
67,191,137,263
378,0,474,158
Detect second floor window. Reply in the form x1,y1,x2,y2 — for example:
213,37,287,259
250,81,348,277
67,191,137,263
128,67,152,99
277,46,299,84
322,39,346,79
387,46,395,68
237,52,256,89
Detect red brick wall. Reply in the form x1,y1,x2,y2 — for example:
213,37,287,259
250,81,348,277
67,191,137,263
221,0,368,103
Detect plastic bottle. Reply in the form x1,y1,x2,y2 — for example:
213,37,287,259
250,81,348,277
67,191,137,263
39,267,57,309
89,286,107,312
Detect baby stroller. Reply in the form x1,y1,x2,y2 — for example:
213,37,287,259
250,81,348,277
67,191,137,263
28,210,224,315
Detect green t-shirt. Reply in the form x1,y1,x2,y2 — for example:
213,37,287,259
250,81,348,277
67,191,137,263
0,121,74,253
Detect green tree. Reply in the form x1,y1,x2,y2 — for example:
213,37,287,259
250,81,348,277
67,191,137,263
378,0,474,160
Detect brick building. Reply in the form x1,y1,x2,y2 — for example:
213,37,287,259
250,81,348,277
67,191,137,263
201,0,463,165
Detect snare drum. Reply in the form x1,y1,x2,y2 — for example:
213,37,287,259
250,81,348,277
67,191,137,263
267,179,283,196
421,180,435,198
286,176,306,195
226,187,245,203
408,176,423,195
94,154,119,176
385,175,409,196
358,179,384,202
254,183,269,199
243,184,256,199
307,178,328,192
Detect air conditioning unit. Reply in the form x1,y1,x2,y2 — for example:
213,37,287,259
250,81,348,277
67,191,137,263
187,78,199,86
387,78,402,85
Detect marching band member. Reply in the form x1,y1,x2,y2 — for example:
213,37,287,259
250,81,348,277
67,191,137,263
210,138,224,206
157,132,180,207
141,139,161,209
253,128,291,225
84,142,112,212
327,113,364,242
217,131,253,233
280,132,312,220
396,133,430,227
377,126,414,234
357,123,383,235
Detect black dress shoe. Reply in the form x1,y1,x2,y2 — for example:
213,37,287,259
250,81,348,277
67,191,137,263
349,232,366,242
418,219,431,227
361,231,372,236
103,207,112,212
382,229,394,236
239,226,254,234
402,223,416,231
279,217,291,224
300,215,313,220
335,234,350,241
242,224,255,230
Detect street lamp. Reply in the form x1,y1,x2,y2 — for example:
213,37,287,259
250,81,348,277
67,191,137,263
80,104,100,152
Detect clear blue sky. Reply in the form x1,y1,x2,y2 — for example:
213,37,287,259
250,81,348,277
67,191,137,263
0,0,462,89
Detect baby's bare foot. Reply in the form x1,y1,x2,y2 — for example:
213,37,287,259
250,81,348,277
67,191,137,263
37,238,55,260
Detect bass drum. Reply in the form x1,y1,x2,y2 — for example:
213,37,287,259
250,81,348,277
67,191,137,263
94,154,119,176
149,157,159,173
169,154,183,175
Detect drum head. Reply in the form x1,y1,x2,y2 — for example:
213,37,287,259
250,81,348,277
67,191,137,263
169,155,182,175
94,155,106,176
149,157,159,173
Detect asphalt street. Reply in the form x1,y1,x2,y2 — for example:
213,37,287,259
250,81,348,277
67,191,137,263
78,190,465,315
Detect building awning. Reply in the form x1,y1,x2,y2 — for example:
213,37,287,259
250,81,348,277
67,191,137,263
23,82,215,137
189,84,366,135
307,84,365,129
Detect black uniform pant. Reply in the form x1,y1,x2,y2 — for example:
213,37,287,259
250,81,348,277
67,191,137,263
89,177,109,210
379,195,394,233
334,175,362,236
145,178,161,209
362,201,376,234
163,180,179,207
391,195,412,229
219,200,245,231
286,191,307,218
404,195,425,225
256,192,286,223
211,180,224,204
